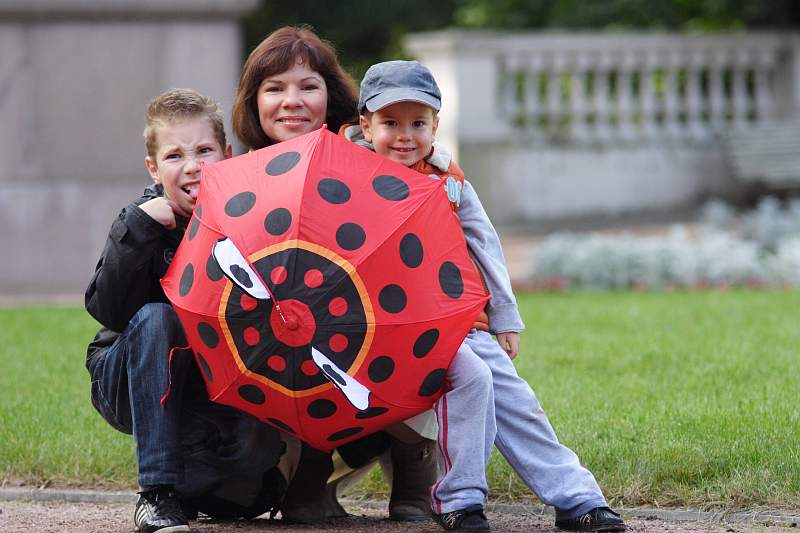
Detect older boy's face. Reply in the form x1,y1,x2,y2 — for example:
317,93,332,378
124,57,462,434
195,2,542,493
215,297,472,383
360,101,438,167
145,116,231,216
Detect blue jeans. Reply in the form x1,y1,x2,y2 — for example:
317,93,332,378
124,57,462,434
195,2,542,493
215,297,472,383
90,303,197,487
90,303,289,516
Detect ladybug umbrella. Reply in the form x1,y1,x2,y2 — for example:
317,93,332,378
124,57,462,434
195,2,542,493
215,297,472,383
161,127,488,451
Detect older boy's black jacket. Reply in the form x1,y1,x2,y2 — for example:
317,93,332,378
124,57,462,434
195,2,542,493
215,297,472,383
85,184,188,374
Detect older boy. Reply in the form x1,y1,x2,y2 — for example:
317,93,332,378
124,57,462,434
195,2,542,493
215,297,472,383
354,61,626,532
85,89,284,533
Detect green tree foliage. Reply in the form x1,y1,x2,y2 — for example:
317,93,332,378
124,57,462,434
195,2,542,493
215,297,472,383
452,0,800,31
242,0,798,79
243,0,457,79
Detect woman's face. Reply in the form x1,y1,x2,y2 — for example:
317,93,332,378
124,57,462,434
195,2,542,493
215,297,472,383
257,60,328,143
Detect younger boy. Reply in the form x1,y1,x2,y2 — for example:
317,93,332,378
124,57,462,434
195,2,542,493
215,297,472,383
85,89,284,533
355,61,626,532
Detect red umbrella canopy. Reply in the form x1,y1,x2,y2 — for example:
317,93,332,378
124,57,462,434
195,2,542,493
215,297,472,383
162,127,488,451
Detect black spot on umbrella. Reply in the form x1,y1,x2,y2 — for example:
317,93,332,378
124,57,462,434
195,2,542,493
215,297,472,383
328,427,364,442
308,399,337,419
238,384,265,405
197,353,213,383
379,284,406,314
418,369,446,397
264,208,292,236
268,418,295,434
399,233,423,268
413,329,439,358
372,175,409,201
439,261,464,299
198,322,219,349
230,264,253,288
322,364,347,386
318,178,351,204
336,223,366,251
225,191,256,217
179,263,194,297
195,204,203,218
266,151,301,175
368,356,395,383
206,254,223,281
355,407,389,419
188,217,200,240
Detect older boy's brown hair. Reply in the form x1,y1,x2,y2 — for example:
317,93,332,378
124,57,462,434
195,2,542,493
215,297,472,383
232,25,358,150
144,88,227,162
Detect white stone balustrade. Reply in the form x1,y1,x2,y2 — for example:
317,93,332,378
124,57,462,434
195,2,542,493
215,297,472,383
407,31,797,149
405,31,800,226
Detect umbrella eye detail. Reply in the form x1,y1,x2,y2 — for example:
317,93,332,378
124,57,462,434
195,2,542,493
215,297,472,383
312,347,371,411
212,238,271,300
321,364,346,386
230,265,253,288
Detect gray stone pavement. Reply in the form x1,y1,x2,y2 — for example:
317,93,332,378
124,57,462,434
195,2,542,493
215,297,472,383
1,487,797,532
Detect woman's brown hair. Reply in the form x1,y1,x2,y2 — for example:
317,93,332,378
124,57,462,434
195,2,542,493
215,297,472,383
232,25,358,150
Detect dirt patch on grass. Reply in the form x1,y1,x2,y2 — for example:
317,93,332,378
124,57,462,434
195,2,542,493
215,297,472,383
1,499,794,533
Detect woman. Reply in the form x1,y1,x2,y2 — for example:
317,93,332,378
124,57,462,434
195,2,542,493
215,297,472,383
232,26,357,149
231,26,437,523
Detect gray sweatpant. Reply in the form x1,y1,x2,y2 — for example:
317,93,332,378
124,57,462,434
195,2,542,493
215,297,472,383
431,329,608,518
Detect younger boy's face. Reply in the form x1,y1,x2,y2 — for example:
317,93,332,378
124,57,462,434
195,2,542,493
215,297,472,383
360,101,439,167
145,116,231,216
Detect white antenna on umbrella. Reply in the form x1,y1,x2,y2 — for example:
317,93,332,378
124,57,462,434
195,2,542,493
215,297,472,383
212,237,292,325
311,347,371,411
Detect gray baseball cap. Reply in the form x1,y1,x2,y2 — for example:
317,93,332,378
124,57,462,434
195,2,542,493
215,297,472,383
358,60,441,114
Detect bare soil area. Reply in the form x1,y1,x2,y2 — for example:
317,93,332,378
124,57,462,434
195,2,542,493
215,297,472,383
1,499,792,533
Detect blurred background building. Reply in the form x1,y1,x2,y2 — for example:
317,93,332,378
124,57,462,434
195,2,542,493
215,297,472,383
0,0,257,299
1,0,799,299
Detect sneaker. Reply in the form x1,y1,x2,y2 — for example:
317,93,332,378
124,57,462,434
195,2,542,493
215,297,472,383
134,486,190,533
432,504,490,532
555,506,625,532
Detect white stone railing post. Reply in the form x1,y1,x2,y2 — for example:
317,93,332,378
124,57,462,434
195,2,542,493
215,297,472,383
405,31,512,160
774,34,800,120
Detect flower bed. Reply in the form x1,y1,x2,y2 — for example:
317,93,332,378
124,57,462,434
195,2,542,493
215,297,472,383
528,198,800,290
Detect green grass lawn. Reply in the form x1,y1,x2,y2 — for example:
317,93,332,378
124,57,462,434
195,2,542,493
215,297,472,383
1,291,798,509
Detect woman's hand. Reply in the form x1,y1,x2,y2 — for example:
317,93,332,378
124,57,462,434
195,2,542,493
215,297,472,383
140,197,189,229
496,332,520,359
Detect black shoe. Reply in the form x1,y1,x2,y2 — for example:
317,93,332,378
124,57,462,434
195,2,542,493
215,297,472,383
433,504,490,532
280,443,334,524
555,506,625,532
388,437,438,521
134,486,190,533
